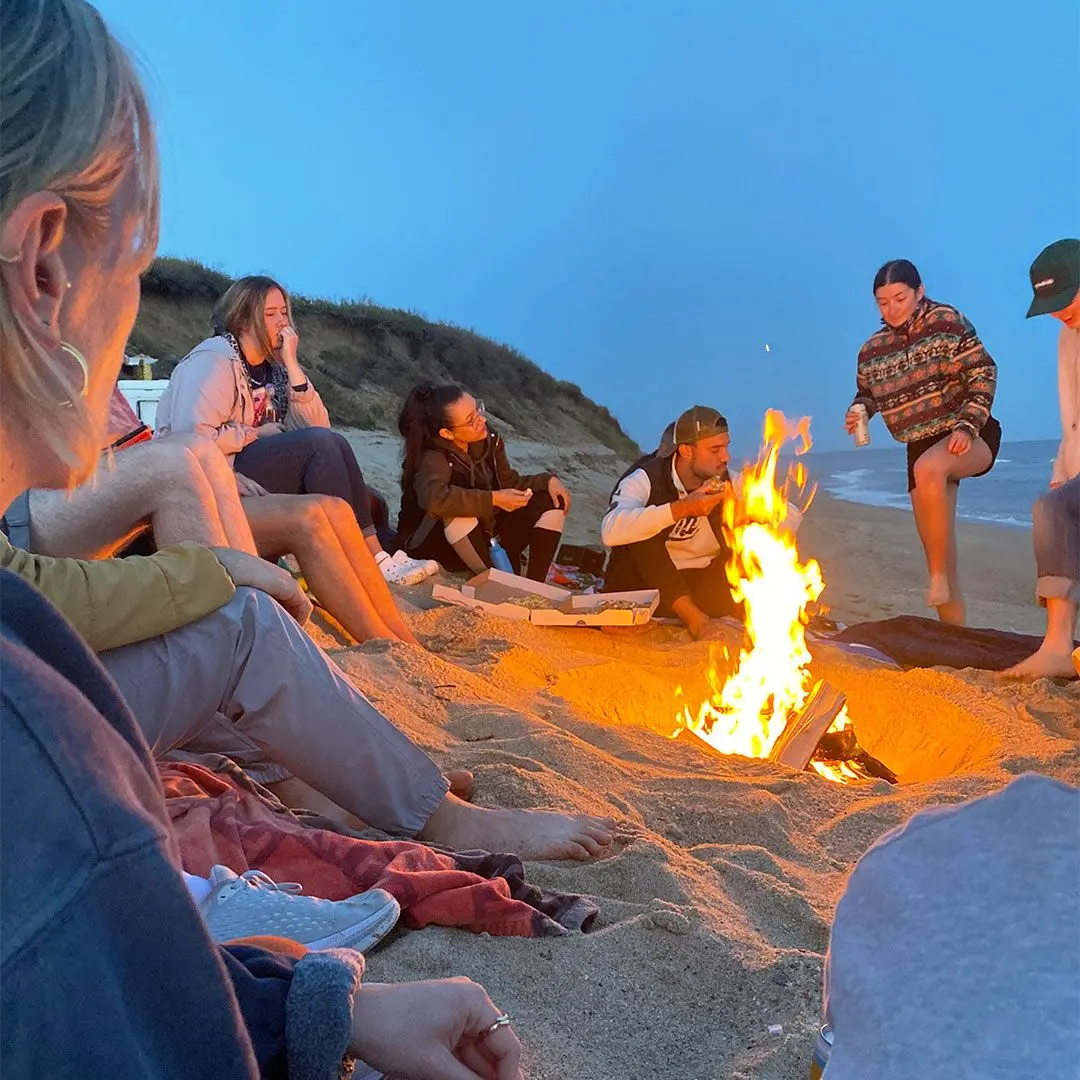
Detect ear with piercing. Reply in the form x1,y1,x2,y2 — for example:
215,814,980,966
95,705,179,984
0,250,86,399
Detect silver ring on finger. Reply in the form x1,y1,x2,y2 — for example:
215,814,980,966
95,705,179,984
482,1012,511,1037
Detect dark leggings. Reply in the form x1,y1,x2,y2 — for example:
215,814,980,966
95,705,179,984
233,428,375,535
408,490,563,581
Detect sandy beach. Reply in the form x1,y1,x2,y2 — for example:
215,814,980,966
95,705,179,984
319,429,1078,1080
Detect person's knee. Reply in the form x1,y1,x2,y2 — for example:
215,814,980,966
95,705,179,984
1031,492,1059,542
912,453,948,492
317,494,354,527
143,435,206,492
302,427,351,457
535,507,566,533
530,490,557,514
444,517,480,544
294,495,337,544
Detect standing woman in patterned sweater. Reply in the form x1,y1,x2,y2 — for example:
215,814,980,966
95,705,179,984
845,259,1001,624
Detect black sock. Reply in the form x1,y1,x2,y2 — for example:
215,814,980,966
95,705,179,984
525,527,562,582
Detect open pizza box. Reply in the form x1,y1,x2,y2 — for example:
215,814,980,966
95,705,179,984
431,568,660,627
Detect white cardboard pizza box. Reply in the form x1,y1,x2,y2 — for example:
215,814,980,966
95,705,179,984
532,588,660,627
432,569,659,627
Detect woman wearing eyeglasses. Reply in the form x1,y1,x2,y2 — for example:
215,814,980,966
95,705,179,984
396,383,572,580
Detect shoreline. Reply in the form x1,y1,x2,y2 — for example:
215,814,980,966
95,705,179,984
820,488,1033,532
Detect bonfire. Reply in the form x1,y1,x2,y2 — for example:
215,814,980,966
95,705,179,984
672,410,865,784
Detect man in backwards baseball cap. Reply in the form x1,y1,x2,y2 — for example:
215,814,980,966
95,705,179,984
1004,238,1080,679
600,405,741,640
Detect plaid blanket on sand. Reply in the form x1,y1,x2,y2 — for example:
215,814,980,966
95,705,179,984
160,761,597,938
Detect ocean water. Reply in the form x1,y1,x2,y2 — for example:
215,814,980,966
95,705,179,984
803,439,1059,530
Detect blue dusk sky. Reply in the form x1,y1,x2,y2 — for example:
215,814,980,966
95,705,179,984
98,0,1079,452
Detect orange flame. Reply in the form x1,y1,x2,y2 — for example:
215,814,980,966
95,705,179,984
674,409,833,765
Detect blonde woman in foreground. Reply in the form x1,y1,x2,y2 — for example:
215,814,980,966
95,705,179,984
0,1,528,1076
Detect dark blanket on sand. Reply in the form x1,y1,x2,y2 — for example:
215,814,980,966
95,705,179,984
835,616,1072,672
160,760,597,937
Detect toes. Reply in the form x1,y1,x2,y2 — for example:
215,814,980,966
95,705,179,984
563,838,596,860
583,824,614,845
573,832,607,857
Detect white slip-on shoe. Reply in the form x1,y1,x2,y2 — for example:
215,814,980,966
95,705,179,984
390,549,439,579
198,866,400,952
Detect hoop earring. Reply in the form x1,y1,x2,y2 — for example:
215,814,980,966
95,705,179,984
59,341,90,402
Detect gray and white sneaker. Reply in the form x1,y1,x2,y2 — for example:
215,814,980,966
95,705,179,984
198,865,400,952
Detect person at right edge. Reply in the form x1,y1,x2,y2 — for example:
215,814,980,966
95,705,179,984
1004,238,1080,680
846,259,1001,625
821,774,1079,1079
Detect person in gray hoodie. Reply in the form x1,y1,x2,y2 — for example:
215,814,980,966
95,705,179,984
822,774,1079,1079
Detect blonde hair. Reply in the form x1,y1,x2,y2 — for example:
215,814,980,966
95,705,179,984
212,275,293,362
0,0,159,477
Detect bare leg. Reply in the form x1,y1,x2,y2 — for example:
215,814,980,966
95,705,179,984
244,494,402,644
28,434,239,558
269,769,474,826
909,437,992,625
183,438,260,553
936,483,966,625
1003,598,1079,679
320,496,418,644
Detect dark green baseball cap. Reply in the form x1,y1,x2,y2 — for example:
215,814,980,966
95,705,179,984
673,405,729,446
1026,238,1080,318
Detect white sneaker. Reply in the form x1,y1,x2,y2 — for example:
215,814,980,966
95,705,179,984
391,549,439,579
198,865,400,952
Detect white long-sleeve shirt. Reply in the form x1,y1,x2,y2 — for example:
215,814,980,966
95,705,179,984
601,458,725,570
1051,326,1080,486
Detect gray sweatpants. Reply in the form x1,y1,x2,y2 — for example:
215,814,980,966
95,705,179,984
99,588,448,836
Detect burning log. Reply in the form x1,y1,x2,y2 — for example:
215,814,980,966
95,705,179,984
769,680,846,772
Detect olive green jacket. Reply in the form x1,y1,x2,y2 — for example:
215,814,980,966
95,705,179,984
0,536,235,653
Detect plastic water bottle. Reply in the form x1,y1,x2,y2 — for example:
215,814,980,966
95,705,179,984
489,539,514,573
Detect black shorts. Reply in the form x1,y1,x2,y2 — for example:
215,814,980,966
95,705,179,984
906,416,1002,492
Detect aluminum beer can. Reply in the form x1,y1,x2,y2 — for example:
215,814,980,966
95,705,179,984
851,405,870,447
808,1024,833,1079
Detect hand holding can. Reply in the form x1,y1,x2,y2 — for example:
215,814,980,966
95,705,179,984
847,405,870,447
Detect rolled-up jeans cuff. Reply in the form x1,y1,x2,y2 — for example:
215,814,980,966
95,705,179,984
1035,575,1080,605
400,772,451,838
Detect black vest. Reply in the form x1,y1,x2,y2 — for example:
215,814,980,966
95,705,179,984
603,454,727,592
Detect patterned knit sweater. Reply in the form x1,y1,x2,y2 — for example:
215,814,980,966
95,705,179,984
852,298,997,443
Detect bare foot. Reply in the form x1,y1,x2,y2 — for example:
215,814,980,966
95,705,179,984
418,794,617,860
1002,646,1079,680
445,769,475,801
925,574,951,608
